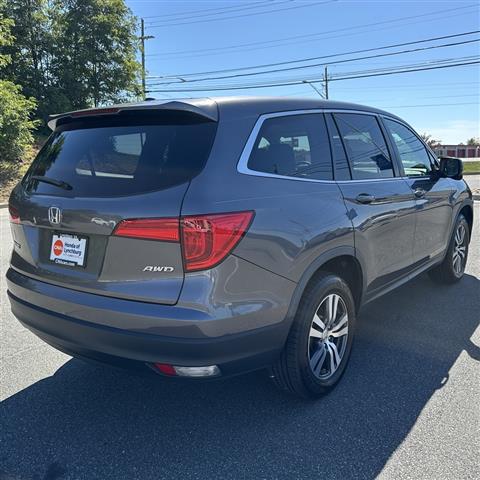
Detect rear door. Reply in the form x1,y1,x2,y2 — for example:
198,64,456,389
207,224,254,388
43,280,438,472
329,112,416,294
9,110,217,304
381,117,454,263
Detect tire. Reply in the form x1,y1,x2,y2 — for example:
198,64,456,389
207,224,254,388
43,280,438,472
270,272,356,399
428,214,470,284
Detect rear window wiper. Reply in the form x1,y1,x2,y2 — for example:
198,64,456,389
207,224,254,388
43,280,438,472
30,175,73,190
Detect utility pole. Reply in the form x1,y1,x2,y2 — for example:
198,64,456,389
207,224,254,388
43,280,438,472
324,66,329,99
302,80,325,99
140,18,154,99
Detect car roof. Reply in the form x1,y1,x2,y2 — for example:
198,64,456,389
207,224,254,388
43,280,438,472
48,96,403,130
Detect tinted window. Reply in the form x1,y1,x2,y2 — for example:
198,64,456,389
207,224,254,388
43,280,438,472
325,114,351,181
383,118,433,177
24,116,217,197
247,114,333,180
335,113,393,179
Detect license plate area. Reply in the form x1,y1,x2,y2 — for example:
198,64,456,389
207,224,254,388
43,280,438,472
49,233,88,267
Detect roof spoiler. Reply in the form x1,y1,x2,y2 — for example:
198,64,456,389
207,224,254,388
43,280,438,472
47,99,218,130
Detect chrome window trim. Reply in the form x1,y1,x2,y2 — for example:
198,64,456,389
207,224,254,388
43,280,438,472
237,108,404,184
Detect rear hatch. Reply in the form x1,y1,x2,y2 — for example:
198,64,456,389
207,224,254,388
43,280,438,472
9,107,217,304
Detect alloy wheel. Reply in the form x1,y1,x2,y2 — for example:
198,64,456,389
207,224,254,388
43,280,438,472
452,224,467,276
308,293,349,380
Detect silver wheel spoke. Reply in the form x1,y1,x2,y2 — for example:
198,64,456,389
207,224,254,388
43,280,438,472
453,255,461,274
312,313,326,332
310,345,327,376
326,341,341,373
455,225,465,246
330,314,348,333
326,294,339,327
309,327,324,339
330,326,348,338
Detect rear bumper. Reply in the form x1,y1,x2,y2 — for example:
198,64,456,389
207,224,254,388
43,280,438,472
7,266,295,376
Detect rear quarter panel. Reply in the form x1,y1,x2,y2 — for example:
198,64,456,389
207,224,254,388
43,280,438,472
182,110,354,283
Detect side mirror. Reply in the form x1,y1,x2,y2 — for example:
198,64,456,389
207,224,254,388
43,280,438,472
439,156,463,180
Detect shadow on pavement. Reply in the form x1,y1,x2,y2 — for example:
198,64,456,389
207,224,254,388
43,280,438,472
1,273,479,480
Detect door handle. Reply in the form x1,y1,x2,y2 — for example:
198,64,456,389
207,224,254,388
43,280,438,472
356,193,376,204
414,188,426,199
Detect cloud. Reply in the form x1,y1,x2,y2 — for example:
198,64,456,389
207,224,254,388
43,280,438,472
413,120,480,144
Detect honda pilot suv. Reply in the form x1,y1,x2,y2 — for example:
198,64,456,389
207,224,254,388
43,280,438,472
7,97,473,398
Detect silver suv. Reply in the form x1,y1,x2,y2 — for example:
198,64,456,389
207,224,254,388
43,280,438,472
7,97,473,398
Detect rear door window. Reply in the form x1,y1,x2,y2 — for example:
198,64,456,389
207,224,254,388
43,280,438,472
23,114,217,197
334,113,394,180
247,113,333,180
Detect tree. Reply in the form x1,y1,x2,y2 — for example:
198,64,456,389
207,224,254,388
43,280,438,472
0,80,38,162
420,133,441,149
0,0,14,69
0,0,38,163
1,0,141,125
54,0,141,108
1,0,60,122
466,137,479,145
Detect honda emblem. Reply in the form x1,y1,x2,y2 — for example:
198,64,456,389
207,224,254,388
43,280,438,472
48,206,62,225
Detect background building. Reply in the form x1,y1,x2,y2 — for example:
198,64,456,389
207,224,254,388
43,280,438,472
434,144,480,158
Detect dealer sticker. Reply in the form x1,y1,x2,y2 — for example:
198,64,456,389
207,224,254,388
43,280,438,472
49,234,87,267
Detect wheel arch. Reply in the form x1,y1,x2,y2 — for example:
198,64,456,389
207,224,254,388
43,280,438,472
284,247,365,332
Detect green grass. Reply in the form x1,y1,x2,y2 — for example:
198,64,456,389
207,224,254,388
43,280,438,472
463,161,480,175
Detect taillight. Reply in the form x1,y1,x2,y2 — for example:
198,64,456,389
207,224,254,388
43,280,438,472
113,218,179,242
8,205,20,224
112,211,254,272
181,211,254,272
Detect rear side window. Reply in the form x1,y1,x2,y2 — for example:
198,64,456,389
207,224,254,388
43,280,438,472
335,113,393,180
247,113,333,180
23,115,217,197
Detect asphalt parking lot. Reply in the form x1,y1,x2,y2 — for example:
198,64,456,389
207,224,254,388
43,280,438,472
1,205,479,480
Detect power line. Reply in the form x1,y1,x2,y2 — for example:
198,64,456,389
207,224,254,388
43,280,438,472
382,102,479,109
145,1,294,26
328,55,479,79
143,1,276,21
147,30,480,79
146,4,478,57
147,56,479,90
146,0,336,28
334,81,480,90
355,93,480,102
146,59,480,93
146,36,480,86
284,81,480,95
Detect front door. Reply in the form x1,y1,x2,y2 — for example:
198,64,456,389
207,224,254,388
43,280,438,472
381,117,454,263
331,113,416,295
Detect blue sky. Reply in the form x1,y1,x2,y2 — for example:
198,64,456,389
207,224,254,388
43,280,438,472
126,0,480,143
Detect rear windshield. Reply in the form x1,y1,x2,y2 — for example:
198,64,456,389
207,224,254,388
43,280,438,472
23,113,217,197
